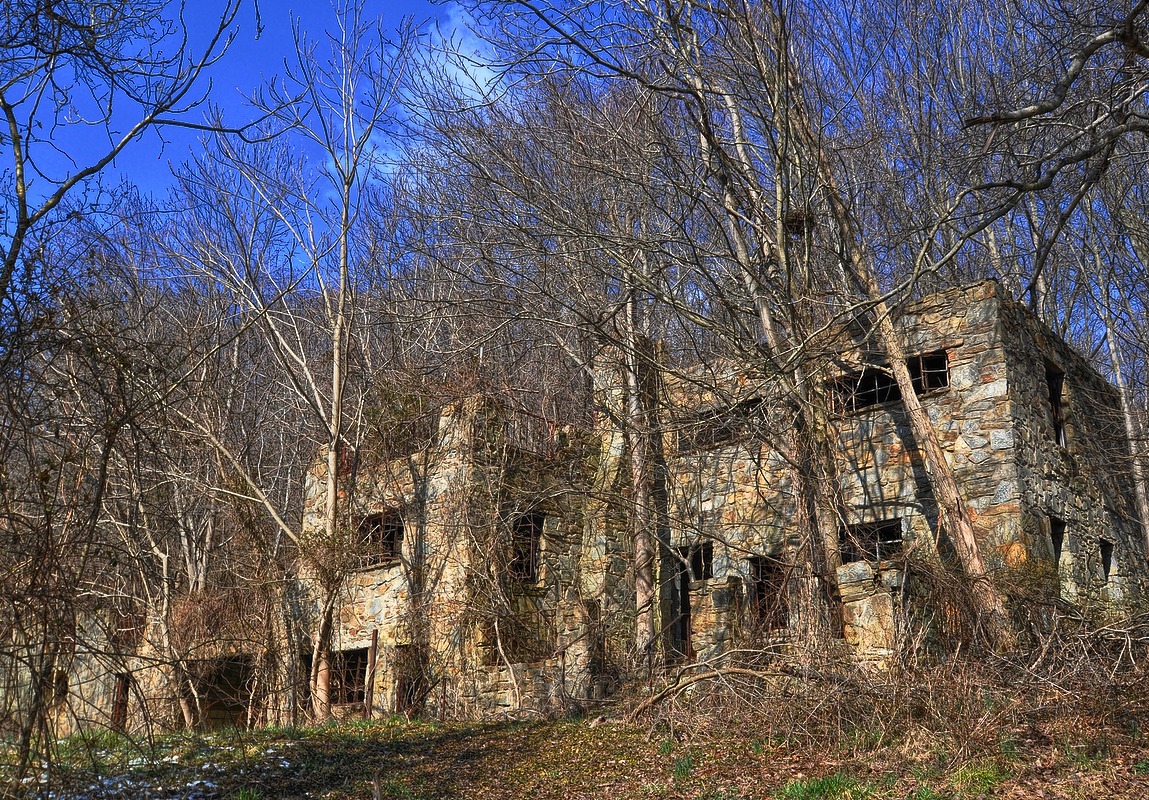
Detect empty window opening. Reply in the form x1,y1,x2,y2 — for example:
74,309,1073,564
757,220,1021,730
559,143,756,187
748,556,789,630
357,509,404,568
673,541,714,659
1049,516,1065,564
330,648,369,706
831,368,900,413
831,351,950,413
510,511,544,583
1046,364,1067,447
681,541,714,582
1100,539,1114,582
678,397,763,452
111,673,133,731
839,520,903,564
908,350,950,393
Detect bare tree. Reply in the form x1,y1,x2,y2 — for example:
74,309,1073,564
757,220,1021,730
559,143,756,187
0,0,245,315
167,3,416,720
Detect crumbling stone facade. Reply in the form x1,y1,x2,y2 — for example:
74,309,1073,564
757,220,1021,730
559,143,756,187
303,281,1147,719
301,397,598,718
641,281,1147,661
42,281,1149,730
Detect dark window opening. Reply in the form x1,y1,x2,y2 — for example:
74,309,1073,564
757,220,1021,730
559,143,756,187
510,511,544,583
831,351,950,413
1100,539,1114,582
681,541,714,582
831,368,900,413
673,541,714,659
678,397,764,453
748,556,789,630
193,657,253,729
111,673,133,731
908,350,950,393
1049,516,1065,564
839,520,903,564
330,648,369,706
1046,364,1067,447
357,509,404,568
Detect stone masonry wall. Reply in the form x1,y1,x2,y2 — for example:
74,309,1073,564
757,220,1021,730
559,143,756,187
999,297,1147,613
662,283,1028,656
301,397,595,720
657,281,1149,664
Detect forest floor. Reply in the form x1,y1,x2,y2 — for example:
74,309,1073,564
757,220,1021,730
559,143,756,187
22,708,1149,800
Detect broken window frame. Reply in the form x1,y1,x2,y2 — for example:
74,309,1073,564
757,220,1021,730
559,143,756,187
747,555,789,631
908,350,950,394
838,520,903,565
509,511,545,584
356,508,404,569
830,350,950,414
330,648,370,707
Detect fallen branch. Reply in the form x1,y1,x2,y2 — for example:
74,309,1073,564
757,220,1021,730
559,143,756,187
628,667,783,721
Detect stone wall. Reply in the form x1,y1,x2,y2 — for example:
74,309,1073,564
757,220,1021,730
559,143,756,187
654,282,1145,660
999,297,1147,613
300,397,597,719
43,283,1149,733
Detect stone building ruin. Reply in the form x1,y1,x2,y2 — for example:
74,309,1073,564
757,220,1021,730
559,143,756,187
28,281,1149,731
300,280,1147,718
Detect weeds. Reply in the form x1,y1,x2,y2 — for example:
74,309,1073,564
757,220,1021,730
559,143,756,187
949,761,1006,796
674,751,695,781
228,790,263,800
775,773,870,799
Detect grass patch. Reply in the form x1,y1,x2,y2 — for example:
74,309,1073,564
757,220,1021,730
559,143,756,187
775,773,870,799
949,760,1007,796
673,751,695,781
12,704,1145,800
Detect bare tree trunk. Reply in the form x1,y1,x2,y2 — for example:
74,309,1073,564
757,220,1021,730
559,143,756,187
774,23,1017,652
624,292,656,665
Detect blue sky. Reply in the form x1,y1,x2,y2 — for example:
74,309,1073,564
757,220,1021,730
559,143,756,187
107,0,446,197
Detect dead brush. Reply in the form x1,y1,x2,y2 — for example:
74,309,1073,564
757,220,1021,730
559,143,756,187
627,612,1149,773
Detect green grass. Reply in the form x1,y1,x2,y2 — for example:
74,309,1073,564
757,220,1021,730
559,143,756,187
227,790,264,800
674,751,695,781
949,760,1007,796
6,712,1142,800
775,773,871,800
